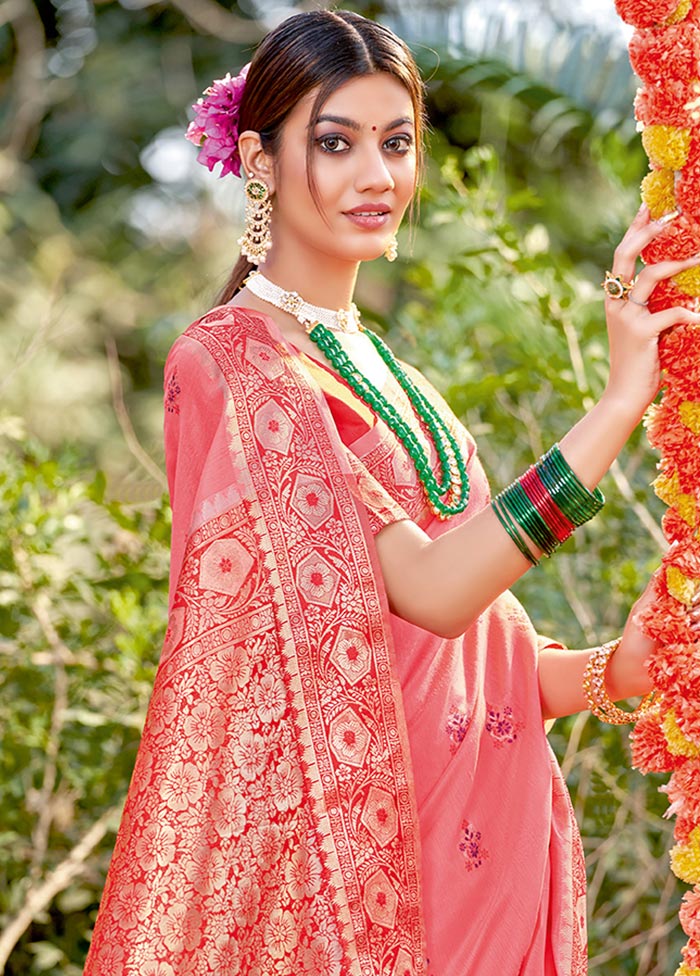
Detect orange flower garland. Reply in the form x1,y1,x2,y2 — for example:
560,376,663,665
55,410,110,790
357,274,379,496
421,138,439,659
616,1,700,970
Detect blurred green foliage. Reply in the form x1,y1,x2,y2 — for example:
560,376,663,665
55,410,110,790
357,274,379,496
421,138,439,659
1,0,684,972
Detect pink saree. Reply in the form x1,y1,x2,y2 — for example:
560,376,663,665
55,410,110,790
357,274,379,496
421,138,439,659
84,306,587,976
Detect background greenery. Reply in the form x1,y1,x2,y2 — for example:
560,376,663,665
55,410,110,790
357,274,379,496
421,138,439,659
0,0,680,972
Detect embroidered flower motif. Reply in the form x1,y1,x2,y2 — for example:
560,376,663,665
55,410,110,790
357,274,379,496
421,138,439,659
445,707,470,755
252,821,282,870
264,907,298,959
209,645,252,693
94,942,125,973
207,934,241,973
254,671,286,724
302,934,344,976
160,761,203,812
184,844,228,896
297,554,341,607
185,65,250,178
284,846,323,900
329,628,372,685
183,701,226,752
165,367,181,414
134,821,177,871
142,963,176,976
231,875,261,927
149,685,178,735
157,902,203,953
458,820,489,872
113,881,150,930
210,786,247,838
270,758,304,812
328,707,372,767
485,703,524,748
232,729,267,781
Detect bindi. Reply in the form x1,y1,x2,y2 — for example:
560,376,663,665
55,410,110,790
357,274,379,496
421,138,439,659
372,125,377,131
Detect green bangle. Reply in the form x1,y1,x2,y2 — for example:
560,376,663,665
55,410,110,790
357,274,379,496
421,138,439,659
503,481,559,555
538,444,604,525
491,494,539,566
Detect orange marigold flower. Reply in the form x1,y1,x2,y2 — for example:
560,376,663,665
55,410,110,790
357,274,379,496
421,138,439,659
630,25,700,85
649,276,698,313
642,213,700,263
630,709,684,772
680,889,700,940
659,322,700,379
636,79,698,126
663,504,698,539
641,167,678,216
674,695,700,744
617,0,683,26
662,760,700,821
682,937,700,969
668,0,695,22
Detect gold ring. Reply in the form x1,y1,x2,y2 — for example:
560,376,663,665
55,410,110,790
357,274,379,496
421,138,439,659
601,271,635,301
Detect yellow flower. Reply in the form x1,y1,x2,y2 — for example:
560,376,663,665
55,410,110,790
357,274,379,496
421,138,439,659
671,826,700,884
674,266,700,296
667,565,697,606
680,401,700,436
642,125,691,170
675,964,700,976
655,468,699,527
654,469,682,507
666,0,693,23
641,169,676,218
664,710,700,758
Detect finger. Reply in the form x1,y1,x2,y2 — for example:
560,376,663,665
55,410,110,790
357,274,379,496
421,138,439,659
631,252,700,302
647,305,700,334
612,210,680,281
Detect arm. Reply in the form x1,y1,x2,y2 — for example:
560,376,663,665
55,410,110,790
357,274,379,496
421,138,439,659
374,206,700,638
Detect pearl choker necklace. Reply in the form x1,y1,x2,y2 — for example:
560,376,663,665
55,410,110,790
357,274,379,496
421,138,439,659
244,271,362,335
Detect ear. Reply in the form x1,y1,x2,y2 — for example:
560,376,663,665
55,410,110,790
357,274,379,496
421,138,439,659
238,130,276,193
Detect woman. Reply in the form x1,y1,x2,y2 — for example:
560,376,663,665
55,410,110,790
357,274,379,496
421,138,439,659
84,10,700,976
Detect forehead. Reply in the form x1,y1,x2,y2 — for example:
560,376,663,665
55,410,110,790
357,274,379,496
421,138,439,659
293,73,415,128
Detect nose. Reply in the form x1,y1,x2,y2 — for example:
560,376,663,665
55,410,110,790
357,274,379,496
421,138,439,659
354,142,395,194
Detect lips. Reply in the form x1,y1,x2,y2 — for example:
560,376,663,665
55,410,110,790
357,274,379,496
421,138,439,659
343,204,391,230
344,204,391,216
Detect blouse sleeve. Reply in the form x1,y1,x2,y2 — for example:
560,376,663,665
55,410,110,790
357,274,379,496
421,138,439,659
343,448,411,536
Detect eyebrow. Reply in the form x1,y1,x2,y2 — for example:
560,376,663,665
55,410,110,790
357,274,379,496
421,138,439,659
312,115,414,132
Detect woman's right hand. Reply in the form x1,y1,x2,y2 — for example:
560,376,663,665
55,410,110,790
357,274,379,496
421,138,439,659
602,204,700,422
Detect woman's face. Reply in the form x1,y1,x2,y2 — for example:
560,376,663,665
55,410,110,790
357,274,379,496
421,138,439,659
270,72,418,265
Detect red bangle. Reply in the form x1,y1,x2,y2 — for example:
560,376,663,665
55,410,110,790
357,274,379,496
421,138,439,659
520,467,575,543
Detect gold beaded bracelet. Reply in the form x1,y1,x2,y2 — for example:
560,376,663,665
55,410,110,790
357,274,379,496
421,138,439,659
582,638,657,724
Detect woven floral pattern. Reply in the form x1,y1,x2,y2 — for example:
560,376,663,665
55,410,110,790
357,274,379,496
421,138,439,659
85,310,426,974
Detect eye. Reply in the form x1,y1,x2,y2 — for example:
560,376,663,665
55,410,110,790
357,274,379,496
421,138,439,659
384,134,413,155
316,134,350,154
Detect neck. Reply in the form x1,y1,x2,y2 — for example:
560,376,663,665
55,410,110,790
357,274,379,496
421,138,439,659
258,241,360,311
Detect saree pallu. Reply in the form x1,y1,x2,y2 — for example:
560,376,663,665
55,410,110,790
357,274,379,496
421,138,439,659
84,307,587,976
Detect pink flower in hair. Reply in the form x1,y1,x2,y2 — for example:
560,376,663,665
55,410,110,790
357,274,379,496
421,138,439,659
185,63,250,178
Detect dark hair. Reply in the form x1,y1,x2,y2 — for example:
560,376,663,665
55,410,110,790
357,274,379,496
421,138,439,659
216,9,427,304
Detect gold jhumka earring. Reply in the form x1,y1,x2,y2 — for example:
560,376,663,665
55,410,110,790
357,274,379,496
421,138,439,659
238,175,273,264
384,236,398,262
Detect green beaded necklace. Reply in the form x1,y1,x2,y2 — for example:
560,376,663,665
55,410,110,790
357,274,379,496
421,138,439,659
307,322,470,519
243,271,470,518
